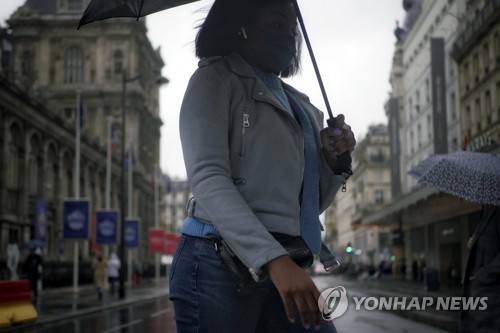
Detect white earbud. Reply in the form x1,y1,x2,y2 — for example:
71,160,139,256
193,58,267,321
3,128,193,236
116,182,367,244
240,27,248,40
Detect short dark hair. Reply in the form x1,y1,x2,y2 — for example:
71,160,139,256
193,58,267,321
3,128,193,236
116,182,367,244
195,0,302,78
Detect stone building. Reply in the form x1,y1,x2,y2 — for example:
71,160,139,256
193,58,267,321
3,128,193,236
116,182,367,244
364,0,499,284
325,124,393,269
451,0,500,153
0,0,165,276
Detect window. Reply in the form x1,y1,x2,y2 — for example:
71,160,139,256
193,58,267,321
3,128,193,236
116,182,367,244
427,115,432,140
374,190,384,204
113,50,123,75
417,124,422,148
485,91,492,125
64,47,84,83
28,136,40,196
475,98,481,132
410,131,414,154
465,105,472,135
46,146,57,202
7,124,21,190
483,43,490,72
68,0,82,11
425,79,430,104
21,51,32,76
450,92,457,120
473,53,479,82
409,98,413,121
416,90,420,113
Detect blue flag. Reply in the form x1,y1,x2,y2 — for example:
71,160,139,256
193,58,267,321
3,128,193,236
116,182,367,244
95,211,118,244
125,219,140,248
124,143,135,170
63,200,90,239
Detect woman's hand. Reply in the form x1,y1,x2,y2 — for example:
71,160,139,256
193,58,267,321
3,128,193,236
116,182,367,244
320,114,356,174
266,256,321,330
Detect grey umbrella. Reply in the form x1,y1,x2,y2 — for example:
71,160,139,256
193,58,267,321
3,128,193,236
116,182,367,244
408,151,500,206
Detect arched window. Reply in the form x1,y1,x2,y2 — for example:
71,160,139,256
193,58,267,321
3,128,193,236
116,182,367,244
7,124,21,190
28,135,41,196
64,47,84,83
61,153,73,198
46,145,57,202
21,51,33,76
114,50,123,75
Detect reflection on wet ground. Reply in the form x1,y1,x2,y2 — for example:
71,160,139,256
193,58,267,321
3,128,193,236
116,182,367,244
11,297,175,333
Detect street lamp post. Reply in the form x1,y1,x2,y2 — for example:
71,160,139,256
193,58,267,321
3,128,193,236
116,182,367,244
118,71,168,299
119,72,139,299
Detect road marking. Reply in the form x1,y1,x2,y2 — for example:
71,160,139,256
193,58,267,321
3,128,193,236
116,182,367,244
101,319,142,333
150,308,172,318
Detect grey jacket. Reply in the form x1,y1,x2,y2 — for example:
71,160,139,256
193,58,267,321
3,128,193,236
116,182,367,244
179,52,346,276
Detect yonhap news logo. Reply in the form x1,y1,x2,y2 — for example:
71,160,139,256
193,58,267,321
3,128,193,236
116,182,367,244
318,286,488,321
318,286,349,320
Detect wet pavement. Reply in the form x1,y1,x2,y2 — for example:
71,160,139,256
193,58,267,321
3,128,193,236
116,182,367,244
2,279,170,332
1,274,460,333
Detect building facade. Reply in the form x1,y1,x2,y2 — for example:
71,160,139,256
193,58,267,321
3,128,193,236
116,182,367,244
325,124,393,269
0,0,165,279
364,0,499,284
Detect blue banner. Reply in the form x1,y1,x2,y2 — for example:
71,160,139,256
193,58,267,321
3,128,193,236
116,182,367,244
35,199,47,246
125,219,140,248
96,211,118,244
63,200,90,239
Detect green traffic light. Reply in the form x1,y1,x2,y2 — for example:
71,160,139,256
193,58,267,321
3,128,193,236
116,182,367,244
346,246,352,253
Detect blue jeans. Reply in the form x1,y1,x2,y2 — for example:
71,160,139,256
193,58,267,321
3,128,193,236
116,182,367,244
169,234,337,333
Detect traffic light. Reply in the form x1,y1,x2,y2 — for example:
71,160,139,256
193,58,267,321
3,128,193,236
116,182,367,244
346,242,352,254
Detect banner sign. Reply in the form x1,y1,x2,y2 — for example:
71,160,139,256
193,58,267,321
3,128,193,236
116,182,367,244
164,232,181,254
35,199,47,246
63,199,90,239
125,219,140,248
149,228,164,253
96,211,118,244
431,38,448,154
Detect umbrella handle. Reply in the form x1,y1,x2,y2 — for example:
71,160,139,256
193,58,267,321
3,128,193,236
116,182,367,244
293,1,352,172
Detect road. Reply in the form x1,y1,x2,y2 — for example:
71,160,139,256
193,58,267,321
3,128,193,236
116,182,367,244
314,275,451,333
10,276,450,333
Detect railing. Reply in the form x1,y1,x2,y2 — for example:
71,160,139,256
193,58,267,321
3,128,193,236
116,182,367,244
451,0,500,60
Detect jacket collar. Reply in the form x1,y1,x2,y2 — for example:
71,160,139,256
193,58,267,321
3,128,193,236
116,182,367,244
198,53,315,123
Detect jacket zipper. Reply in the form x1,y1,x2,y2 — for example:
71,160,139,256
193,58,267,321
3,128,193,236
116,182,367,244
240,111,250,156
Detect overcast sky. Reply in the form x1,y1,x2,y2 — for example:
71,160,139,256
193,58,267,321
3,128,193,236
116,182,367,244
0,1,406,179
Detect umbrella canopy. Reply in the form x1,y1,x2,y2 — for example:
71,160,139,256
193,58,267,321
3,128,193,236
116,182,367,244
408,151,500,206
78,0,200,29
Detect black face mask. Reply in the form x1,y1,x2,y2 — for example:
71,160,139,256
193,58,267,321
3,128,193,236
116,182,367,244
251,28,297,74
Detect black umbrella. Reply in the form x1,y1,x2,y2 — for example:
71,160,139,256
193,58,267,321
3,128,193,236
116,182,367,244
78,0,201,29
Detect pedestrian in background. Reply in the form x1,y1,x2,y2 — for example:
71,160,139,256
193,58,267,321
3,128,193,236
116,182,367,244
460,205,500,333
107,252,121,296
412,259,418,281
169,0,355,331
92,254,107,300
24,247,43,303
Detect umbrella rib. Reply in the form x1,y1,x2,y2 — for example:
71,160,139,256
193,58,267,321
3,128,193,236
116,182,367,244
137,0,145,20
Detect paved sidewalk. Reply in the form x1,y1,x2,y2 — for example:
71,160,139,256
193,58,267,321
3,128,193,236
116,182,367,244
2,279,170,332
336,274,462,333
